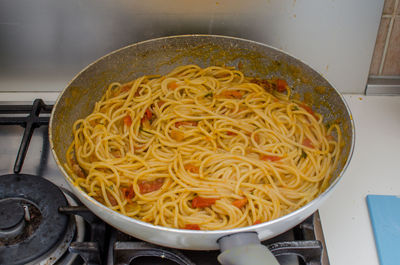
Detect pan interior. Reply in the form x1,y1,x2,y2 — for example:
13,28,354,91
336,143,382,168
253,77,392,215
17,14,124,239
51,35,353,209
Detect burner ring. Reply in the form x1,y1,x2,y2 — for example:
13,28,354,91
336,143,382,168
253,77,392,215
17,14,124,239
0,174,69,265
0,199,25,238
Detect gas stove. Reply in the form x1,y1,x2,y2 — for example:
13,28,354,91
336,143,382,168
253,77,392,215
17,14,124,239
0,99,330,265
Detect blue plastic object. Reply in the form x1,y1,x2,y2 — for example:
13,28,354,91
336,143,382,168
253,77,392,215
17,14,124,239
366,195,400,265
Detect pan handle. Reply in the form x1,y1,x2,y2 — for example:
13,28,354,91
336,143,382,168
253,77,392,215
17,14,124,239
217,232,280,265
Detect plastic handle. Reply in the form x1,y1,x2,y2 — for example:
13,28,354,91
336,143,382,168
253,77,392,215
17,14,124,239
217,232,280,265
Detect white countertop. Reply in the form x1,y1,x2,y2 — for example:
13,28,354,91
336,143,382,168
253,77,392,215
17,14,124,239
319,95,400,265
1,92,399,264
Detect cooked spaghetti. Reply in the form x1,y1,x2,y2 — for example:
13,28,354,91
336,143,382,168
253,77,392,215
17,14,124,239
65,65,341,230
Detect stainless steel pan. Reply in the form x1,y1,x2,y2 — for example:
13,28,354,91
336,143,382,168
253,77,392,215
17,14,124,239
49,35,354,264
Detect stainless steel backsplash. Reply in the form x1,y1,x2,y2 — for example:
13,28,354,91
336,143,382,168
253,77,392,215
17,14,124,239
0,0,384,93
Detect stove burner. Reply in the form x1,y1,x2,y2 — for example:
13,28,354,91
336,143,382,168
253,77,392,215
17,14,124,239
0,199,43,246
0,198,43,245
0,174,70,265
0,200,26,238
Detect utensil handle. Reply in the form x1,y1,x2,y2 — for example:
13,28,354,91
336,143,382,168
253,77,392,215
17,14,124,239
217,232,280,265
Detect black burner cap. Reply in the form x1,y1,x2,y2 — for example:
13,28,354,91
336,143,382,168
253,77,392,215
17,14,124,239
0,174,69,265
0,200,24,230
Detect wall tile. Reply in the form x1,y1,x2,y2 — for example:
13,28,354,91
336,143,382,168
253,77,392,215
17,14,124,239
369,18,391,75
382,18,400,75
383,0,395,14
397,1,400,15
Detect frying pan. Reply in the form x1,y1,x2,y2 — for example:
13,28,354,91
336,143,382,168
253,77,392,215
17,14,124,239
49,35,355,264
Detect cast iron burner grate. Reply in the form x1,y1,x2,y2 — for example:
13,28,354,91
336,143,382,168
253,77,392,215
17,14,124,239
0,99,330,265
0,99,52,173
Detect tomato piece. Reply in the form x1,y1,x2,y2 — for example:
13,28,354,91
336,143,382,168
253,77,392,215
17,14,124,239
140,108,153,127
135,87,142,97
145,108,152,120
251,78,273,92
71,159,86,178
184,224,201,230
230,91,243,98
232,198,248,208
138,178,164,194
168,82,179,90
253,220,262,225
326,135,335,141
171,130,185,141
302,138,314,148
121,188,128,198
220,90,244,99
226,131,236,136
157,100,165,108
121,185,135,200
106,190,118,206
184,164,199,174
123,115,132,126
260,155,282,162
276,79,288,92
300,103,318,120
121,83,132,93
89,120,97,127
175,121,198,128
192,196,217,208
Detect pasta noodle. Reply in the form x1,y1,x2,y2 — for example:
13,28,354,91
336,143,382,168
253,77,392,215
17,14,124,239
65,65,341,230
